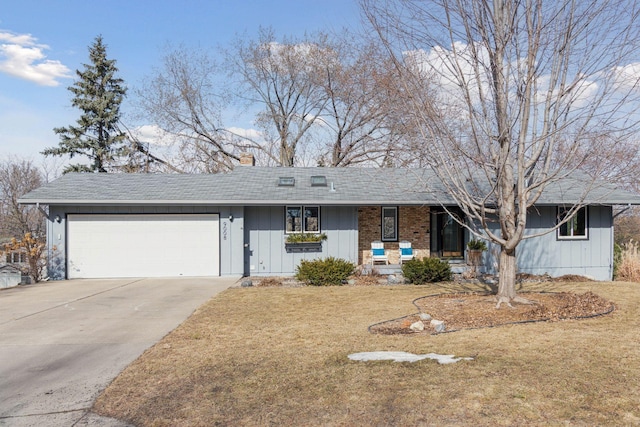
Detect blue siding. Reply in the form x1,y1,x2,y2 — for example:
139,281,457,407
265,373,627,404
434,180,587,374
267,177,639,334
245,206,358,276
47,202,614,280
484,206,614,280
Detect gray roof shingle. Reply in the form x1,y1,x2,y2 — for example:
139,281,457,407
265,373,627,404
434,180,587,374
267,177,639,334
18,167,640,206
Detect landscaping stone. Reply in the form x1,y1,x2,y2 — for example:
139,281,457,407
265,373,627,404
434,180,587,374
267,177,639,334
419,313,432,321
387,274,401,284
430,319,446,333
241,279,253,287
409,320,425,332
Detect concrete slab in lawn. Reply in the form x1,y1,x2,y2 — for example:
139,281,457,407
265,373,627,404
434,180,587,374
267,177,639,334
0,276,238,427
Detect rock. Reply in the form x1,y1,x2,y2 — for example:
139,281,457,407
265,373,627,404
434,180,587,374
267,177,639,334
419,312,432,321
241,279,253,287
387,274,401,284
347,279,356,285
409,321,425,332
430,319,446,333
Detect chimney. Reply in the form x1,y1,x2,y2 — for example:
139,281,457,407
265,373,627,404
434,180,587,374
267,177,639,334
239,153,255,166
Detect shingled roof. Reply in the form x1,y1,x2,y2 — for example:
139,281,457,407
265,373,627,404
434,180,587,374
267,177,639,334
19,167,640,206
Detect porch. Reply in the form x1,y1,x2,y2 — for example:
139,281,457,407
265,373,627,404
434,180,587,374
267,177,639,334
357,205,469,267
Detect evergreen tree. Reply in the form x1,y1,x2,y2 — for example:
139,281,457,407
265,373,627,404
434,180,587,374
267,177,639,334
43,36,127,173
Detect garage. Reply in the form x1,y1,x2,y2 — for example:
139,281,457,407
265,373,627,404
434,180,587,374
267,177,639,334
67,214,220,279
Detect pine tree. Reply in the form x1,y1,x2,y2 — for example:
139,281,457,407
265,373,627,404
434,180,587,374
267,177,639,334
43,36,127,173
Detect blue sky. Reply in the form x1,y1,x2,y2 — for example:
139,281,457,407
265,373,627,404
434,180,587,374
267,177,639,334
0,0,362,161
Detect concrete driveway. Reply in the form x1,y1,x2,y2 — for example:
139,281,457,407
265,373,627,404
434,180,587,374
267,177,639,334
0,277,237,426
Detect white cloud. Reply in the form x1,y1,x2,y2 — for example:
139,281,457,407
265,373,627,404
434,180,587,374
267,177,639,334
404,42,493,110
226,126,263,140
130,124,175,146
0,32,38,45
131,124,264,147
0,31,71,86
258,41,339,74
612,62,640,92
404,42,605,111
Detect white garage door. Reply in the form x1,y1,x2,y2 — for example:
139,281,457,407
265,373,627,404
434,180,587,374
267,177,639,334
67,214,219,279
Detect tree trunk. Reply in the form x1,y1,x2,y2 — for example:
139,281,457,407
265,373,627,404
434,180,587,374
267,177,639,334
496,246,517,307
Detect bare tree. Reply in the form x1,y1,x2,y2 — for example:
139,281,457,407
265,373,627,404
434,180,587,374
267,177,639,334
226,28,332,167
0,159,45,239
137,46,245,173
315,33,406,167
364,0,640,306
0,159,47,282
137,29,403,170
116,122,186,173
615,207,640,245
3,233,47,283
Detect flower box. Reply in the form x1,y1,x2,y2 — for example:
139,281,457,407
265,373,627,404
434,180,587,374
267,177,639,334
285,242,323,253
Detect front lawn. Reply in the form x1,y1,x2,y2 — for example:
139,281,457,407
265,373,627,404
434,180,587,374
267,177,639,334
94,281,640,426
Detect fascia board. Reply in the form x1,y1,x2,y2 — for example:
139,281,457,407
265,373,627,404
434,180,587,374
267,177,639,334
18,198,443,206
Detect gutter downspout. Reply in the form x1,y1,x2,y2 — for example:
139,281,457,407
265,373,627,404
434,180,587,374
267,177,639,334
36,203,52,281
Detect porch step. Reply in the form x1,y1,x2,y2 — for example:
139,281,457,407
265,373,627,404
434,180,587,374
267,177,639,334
450,264,468,274
364,264,403,275
363,261,473,276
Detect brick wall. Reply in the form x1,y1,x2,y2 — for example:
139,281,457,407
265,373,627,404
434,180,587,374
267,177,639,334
358,206,430,265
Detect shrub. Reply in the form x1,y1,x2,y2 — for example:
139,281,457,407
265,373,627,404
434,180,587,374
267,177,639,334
613,242,622,279
401,257,452,284
295,257,355,286
467,238,488,251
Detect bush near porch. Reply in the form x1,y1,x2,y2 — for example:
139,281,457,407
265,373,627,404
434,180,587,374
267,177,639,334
295,257,355,286
401,257,452,283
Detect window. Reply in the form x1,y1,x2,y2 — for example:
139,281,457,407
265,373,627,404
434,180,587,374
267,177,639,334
5,251,26,264
278,177,295,187
286,206,320,233
558,206,588,239
310,175,327,187
381,207,398,241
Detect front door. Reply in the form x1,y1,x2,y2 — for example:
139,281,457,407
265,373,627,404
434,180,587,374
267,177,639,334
431,207,464,258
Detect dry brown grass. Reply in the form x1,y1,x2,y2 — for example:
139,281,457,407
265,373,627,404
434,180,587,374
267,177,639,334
94,281,640,426
617,241,640,282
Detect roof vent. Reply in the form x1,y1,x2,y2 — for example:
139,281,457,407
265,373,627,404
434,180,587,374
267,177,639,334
310,175,327,187
278,177,295,187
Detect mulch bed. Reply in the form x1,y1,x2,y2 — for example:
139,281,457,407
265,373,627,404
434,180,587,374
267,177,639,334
370,291,615,335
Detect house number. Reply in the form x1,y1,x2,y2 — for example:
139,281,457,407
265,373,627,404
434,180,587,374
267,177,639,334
222,221,228,241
